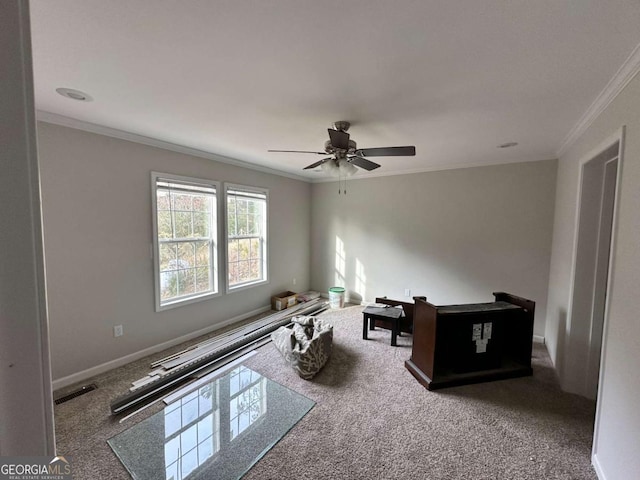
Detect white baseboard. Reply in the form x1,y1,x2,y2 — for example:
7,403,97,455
592,453,607,480
52,305,271,391
533,335,545,344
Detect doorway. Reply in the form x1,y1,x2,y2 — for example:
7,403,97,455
566,139,621,400
585,157,618,399
565,131,625,465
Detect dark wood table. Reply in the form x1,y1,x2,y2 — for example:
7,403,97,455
362,305,404,346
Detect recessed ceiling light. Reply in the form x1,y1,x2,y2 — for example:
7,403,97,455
56,88,93,102
497,142,518,148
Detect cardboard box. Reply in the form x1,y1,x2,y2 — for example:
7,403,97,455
271,291,298,311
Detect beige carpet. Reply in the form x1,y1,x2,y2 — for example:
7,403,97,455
54,304,597,479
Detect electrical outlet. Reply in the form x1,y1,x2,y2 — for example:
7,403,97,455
114,325,123,337
404,289,411,297
292,278,297,285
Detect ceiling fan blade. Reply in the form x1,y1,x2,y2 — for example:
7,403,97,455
303,158,332,170
328,129,350,150
268,149,327,155
349,155,380,171
356,146,416,157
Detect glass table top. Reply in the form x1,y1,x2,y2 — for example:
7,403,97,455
108,365,314,480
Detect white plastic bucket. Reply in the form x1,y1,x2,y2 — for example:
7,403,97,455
328,287,345,309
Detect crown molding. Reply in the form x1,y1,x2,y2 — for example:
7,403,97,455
36,111,310,183
39,111,547,184
557,42,640,157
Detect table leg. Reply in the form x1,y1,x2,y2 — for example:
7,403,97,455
391,318,398,346
369,317,375,330
362,314,368,340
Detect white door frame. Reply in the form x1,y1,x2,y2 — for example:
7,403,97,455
563,127,624,467
0,1,56,455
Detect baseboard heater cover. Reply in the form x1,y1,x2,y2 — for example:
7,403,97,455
110,302,328,414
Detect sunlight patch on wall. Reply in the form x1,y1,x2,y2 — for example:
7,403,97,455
355,258,366,301
335,236,346,287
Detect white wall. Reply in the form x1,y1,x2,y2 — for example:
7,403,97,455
310,160,557,337
545,73,640,479
0,1,55,455
37,122,311,383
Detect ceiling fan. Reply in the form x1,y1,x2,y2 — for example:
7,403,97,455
268,121,416,173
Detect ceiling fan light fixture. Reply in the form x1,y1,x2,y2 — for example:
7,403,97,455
339,160,358,176
321,159,339,176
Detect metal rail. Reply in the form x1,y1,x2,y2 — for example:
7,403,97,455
110,301,328,414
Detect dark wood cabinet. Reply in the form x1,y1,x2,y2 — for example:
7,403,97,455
405,292,535,390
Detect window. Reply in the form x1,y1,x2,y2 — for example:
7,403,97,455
152,173,219,310
225,184,268,290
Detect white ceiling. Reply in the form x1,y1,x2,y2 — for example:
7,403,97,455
30,0,640,181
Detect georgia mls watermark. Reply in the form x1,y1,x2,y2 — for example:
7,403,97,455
0,456,72,480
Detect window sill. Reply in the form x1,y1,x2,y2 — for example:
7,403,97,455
226,278,268,294
156,291,221,312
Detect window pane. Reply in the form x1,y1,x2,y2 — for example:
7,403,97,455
193,212,209,237
161,271,178,300
249,260,260,279
160,243,177,271
165,462,178,480
195,267,210,292
157,211,173,239
228,215,236,237
165,409,182,439
195,242,209,267
237,239,250,261
250,238,260,258
247,214,257,235
177,243,195,267
227,198,236,236
198,437,215,463
228,239,239,263
173,193,192,211
181,446,198,479
178,269,196,296
229,262,239,285
237,260,250,281
157,191,170,210
174,211,192,238
198,387,214,415
253,213,263,235
192,195,209,212
237,214,247,235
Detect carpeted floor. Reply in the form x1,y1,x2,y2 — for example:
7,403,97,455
54,304,598,479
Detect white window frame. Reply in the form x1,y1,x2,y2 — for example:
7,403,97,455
224,183,269,293
152,172,221,311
